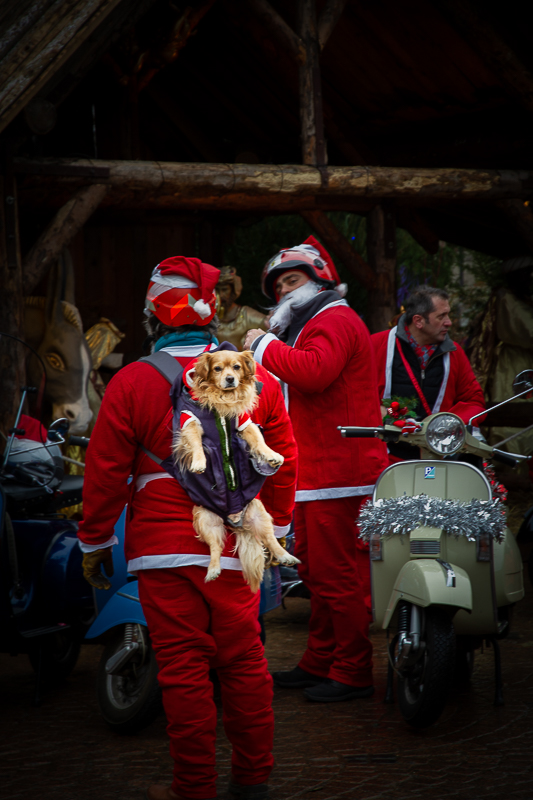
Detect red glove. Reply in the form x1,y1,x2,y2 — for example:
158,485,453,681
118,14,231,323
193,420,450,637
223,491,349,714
392,418,422,435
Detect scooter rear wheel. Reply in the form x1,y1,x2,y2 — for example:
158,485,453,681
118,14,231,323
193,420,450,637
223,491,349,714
397,607,455,728
97,624,162,735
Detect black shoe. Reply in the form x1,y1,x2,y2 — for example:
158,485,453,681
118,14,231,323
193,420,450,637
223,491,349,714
228,778,268,799
304,680,375,703
272,665,323,688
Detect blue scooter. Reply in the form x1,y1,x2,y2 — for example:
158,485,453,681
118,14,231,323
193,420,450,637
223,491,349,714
86,510,283,735
0,412,94,704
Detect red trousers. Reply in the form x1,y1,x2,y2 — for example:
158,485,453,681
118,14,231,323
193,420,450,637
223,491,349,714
294,496,373,687
137,566,274,800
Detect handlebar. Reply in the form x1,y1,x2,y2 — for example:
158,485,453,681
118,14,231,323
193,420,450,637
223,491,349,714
338,427,381,438
492,449,518,468
69,435,90,448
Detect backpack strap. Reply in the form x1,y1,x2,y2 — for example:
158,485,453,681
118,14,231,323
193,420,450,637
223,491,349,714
138,351,184,385
137,351,185,466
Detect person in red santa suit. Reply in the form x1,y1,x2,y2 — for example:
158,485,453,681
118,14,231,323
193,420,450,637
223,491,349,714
371,285,485,463
243,237,388,703
78,257,297,800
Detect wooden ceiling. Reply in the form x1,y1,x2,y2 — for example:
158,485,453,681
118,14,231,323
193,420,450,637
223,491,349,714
3,0,533,258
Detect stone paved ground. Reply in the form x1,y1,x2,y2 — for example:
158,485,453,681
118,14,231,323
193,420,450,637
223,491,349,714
1,576,533,800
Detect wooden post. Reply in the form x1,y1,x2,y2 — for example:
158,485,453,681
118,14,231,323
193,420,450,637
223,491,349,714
366,204,397,333
300,210,375,289
0,159,25,440
299,0,326,166
23,183,108,294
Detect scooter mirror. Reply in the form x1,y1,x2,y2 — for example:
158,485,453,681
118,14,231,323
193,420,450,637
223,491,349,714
512,370,533,397
48,417,70,443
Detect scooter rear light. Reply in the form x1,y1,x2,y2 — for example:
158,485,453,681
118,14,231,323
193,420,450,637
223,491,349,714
369,532,383,561
476,532,491,562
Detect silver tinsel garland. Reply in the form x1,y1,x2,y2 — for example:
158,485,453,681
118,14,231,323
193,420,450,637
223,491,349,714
358,494,507,543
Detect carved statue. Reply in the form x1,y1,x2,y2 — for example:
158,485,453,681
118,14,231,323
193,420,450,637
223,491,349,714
216,266,269,350
24,251,92,434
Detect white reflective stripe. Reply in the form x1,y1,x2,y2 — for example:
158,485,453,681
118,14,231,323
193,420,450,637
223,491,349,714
384,326,397,400
253,332,278,365
273,523,291,538
136,472,173,492
237,417,252,431
127,553,243,573
78,534,119,553
432,352,450,413
295,485,375,502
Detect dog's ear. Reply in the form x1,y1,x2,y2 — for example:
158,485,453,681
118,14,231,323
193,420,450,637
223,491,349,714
193,353,212,384
241,350,256,379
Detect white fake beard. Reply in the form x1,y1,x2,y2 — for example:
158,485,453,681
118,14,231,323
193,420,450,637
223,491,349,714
268,281,321,335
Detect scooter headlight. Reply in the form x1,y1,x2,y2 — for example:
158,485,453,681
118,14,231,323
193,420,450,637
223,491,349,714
425,413,466,456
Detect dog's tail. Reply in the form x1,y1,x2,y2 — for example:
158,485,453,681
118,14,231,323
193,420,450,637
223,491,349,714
234,531,265,594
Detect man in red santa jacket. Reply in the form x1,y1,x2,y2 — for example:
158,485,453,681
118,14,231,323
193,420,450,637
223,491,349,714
371,285,485,462
78,257,297,800
244,237,388,703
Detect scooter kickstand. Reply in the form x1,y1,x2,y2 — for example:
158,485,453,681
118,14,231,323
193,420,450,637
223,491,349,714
487,637,504,707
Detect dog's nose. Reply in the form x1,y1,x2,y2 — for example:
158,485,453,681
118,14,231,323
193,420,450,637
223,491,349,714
225,376,235,386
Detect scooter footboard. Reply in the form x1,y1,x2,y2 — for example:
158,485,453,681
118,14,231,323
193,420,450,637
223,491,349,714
381,560,472,630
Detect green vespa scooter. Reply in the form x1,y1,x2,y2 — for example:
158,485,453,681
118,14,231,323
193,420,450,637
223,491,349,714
339,370,533,729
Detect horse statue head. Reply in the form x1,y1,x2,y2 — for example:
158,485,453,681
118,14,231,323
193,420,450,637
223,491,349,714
24,251,93,434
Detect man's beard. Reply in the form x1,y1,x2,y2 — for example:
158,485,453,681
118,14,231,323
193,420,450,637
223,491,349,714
268,281,321,335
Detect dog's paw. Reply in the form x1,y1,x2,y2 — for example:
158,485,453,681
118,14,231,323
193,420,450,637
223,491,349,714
190,458,207,474
266,451,284,467
278,553,301,566
205,566,221,582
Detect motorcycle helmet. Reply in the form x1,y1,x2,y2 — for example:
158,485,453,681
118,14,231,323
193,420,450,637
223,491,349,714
144,256,220,327
261,235,342,302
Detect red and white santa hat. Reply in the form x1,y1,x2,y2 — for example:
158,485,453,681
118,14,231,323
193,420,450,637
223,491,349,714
145,256,220,327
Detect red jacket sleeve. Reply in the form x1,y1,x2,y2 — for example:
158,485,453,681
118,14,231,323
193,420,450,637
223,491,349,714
253,365,297,527
77,368,145,548
260,309,356,394
446,345,486,424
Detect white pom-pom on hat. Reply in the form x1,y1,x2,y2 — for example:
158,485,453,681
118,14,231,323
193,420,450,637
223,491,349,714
335,283,348,298
194,299,212,319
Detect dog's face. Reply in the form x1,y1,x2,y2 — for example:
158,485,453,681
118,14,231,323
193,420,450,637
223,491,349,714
194,349,256,391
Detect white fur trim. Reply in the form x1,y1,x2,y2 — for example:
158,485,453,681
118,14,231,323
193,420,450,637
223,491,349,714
181,413,200,429
78,535,119,553
253,332,278,365
335,283,348,297
384,326,397,400
432,353,450,412
273,523,291,538
194,299,212,319
237,417,252,431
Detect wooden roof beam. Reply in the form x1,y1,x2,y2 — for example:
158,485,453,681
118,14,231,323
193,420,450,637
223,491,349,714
14,159,533,209
0,0,125,135
439,0,533,118
23,184,108,294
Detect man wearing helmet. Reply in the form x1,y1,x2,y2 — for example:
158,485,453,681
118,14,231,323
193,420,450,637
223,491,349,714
77,257,297,800
244,237,388,703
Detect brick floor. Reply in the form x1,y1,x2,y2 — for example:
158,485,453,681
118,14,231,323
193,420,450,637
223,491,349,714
1,575,532,800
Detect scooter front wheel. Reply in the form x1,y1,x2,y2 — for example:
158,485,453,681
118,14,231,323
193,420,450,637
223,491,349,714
97,624,162,735
397,606,455,728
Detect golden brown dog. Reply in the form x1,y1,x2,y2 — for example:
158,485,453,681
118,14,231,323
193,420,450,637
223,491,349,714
173,349,300,592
